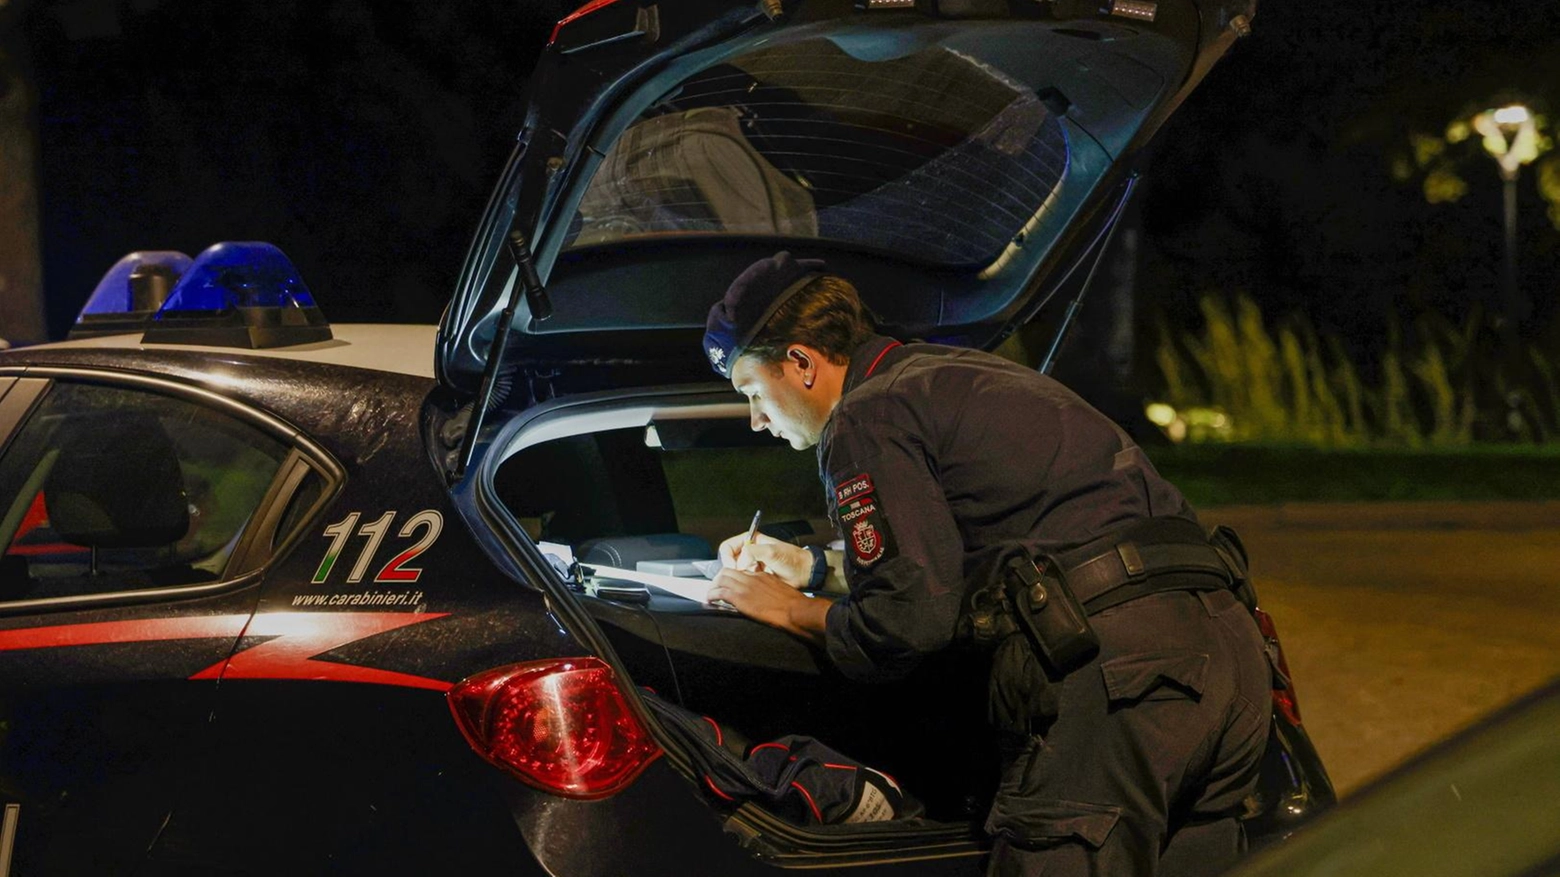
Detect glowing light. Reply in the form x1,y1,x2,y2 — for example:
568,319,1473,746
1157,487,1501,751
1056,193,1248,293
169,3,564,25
1145,402,1177,427
1470,103,1542,174
1492,105,1531,126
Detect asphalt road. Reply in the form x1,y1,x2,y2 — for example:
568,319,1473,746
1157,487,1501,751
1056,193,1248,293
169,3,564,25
1205,502,1560,797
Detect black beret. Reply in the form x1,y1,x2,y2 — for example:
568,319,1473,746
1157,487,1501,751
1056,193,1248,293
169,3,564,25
703,251,826,377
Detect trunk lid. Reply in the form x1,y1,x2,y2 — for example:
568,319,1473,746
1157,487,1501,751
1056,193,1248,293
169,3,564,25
437,0,1255,398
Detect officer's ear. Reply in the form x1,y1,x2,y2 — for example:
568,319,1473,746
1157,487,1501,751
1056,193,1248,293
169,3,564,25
787,347,815,388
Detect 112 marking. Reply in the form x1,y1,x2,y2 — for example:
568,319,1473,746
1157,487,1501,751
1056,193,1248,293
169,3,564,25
313,510,444,584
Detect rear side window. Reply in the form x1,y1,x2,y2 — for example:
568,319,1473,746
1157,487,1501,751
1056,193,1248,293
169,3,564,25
0,382,290,602
563,38,1069,267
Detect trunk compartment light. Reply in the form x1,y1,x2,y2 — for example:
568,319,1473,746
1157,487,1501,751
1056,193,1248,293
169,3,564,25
1252,608,1303,726
448,657,661,799
1106,0,1156,21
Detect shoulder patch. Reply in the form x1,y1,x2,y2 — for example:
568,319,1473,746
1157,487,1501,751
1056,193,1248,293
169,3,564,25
849,513,886,567
835,473,875,507
839,496,887,568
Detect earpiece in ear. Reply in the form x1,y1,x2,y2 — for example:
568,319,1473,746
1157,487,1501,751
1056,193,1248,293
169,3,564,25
791,347,815,388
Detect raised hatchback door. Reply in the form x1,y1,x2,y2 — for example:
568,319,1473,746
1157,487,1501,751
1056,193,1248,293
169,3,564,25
438,0,1256,397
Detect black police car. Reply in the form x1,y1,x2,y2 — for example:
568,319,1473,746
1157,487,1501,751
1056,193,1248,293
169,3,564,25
0,0,1332,872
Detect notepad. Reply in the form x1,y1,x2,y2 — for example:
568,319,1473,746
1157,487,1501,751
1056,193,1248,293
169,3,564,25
585,564,717,604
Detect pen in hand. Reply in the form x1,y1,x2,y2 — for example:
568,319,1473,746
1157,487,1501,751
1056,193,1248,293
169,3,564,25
743,509,763,572
709,510,764,612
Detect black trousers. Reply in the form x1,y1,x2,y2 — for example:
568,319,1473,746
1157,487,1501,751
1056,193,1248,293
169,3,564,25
984,588,1271,876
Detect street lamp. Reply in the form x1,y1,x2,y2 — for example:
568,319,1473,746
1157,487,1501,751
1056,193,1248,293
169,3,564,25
1470,103,1541,334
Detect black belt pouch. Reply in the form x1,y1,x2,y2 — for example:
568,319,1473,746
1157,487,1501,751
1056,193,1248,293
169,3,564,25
1004,556,1100,675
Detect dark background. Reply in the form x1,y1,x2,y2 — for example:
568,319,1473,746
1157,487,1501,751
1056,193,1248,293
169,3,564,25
9,0,1560,346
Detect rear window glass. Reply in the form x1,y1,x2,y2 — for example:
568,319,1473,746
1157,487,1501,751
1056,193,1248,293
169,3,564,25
563,38,1069,267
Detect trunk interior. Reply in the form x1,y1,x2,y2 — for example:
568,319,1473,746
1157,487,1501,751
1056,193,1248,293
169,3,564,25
484,388,1003,830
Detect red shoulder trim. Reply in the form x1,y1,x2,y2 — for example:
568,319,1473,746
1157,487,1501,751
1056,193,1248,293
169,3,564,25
864,341,903,377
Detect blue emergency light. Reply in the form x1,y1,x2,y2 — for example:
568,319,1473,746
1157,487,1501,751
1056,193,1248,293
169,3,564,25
142,241,333,348
67,251,194,340
72,241,332,349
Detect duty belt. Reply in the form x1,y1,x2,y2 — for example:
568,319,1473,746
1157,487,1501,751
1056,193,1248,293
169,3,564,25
962,520,1243,647
974,519,1255,728
1063,539,1233,614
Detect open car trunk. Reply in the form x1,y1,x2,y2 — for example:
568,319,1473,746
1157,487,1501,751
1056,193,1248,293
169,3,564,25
467,384,1329,867
478,387,998,857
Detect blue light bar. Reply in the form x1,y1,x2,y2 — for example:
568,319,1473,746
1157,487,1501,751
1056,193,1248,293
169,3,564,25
143,242,332,348
68,251,193,340
156,241,318,312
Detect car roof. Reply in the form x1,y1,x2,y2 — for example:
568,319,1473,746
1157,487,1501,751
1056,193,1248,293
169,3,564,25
18,323,437,379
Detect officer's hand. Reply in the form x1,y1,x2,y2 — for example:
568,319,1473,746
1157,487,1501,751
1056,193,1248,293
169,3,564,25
719,530,780,568
718,533,810,588
707,568,827,642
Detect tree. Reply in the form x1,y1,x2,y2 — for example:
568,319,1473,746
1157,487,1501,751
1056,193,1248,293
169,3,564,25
0,0,47,345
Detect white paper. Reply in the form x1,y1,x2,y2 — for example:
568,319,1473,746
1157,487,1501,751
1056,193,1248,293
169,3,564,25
537,541,577,567
586,564,715,603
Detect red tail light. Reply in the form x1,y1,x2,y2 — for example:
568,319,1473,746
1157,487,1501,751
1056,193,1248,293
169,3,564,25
448,657,661,799
1252,608,1303,726
549,0,629,46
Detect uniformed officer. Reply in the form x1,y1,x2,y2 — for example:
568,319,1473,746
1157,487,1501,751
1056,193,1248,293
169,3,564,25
704,252,1273,876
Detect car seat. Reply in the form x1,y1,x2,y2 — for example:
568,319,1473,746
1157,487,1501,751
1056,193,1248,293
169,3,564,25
41,410,194,587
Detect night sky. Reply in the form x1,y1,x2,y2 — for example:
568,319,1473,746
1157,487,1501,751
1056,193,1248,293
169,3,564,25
12,0,1560,346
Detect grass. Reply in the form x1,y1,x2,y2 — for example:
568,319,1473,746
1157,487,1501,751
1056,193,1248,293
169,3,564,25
1152,294,1560,447
1148,442,1560,507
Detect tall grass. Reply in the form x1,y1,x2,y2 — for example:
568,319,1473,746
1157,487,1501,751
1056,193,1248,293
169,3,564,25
1154,294,1560,447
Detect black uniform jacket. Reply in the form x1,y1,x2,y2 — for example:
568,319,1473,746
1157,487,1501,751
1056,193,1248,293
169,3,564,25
818,336,1196,681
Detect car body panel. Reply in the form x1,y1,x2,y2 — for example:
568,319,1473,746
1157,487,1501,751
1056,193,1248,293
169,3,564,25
0,361,313,872
1230,680,1560,877
0,591,258,873
0,348,565,873
24,324,439,379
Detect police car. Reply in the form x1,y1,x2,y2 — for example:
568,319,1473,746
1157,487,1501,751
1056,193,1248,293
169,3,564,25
0,0,1332,872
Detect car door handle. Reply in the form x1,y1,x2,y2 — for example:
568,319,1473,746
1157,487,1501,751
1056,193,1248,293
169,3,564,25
0,803,18,877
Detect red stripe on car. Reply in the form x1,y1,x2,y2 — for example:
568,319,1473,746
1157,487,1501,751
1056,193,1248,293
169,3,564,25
0,611,451,690
189,612,451,690
0,615,251,651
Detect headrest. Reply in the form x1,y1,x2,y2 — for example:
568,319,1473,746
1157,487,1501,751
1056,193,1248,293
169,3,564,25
45,410,190,549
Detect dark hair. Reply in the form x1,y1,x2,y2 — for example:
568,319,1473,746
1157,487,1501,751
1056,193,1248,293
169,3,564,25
742,275,877,367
